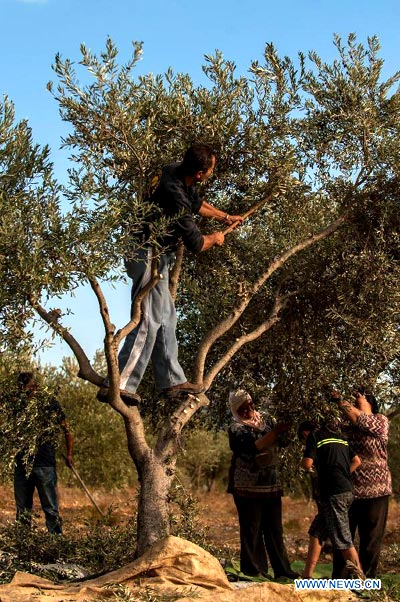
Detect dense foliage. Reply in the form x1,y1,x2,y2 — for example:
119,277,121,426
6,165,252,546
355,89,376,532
0,34,399,548
48,34,400,421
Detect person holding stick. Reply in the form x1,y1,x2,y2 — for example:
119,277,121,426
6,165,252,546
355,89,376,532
13,372,73,534
98,143,243,405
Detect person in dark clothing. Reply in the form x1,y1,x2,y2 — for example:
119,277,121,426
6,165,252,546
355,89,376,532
14,372,73,534
298,420,328,577
302,420,363,578
227,389,298,580
98,143,243,405
332,387,392,577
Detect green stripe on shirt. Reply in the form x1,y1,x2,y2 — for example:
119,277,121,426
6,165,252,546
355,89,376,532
316,438,349,448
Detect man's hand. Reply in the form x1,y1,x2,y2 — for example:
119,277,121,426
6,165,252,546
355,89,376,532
213,231,225,246
224,214,244,226
201,231,225,251
198,201,243,226
65,454,74,468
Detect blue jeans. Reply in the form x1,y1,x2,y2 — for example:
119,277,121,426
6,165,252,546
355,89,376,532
118,248,187,392
14,464,62,534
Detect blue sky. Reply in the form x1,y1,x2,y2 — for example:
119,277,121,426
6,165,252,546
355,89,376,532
1,0,399,367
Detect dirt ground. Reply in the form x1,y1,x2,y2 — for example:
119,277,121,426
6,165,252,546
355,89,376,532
0,483,399,572
196,490,400,573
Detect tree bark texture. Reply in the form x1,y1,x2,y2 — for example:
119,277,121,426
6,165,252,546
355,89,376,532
135,450,175,557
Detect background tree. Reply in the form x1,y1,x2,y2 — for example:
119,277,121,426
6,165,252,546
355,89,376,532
48,355,136,489
0,34,399,555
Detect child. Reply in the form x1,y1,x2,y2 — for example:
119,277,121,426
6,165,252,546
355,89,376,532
301,421,363,579
298,421,326,578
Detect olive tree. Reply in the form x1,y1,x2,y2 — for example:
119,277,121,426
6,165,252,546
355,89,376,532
1,34,399,555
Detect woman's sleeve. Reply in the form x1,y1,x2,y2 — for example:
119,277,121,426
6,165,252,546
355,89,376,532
355,413,389,442
228,425,258,456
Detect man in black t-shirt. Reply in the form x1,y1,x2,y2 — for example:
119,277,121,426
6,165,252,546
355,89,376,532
98,143,243,405
13,372,74,534
302,424,363,578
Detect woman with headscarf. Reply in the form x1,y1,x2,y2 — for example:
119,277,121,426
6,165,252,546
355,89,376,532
332,386,392,577
227,389,298,580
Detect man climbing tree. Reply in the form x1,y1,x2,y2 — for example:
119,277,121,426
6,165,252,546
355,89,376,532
97,142,243,405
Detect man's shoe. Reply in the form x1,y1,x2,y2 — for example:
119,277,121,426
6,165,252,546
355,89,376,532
285,571,301,579
162,381,204,398
275,571,301,581
96,386,141,406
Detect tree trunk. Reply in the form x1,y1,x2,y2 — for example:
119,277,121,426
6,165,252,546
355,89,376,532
135,451,175,557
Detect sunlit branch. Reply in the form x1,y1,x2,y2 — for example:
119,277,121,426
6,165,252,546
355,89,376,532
155,393,210,460
169,242,184,302
27,294,103,386
193,211,349,383
203,290,296,389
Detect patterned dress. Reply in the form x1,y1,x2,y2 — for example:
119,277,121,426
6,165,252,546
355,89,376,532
346,413,392,499
332,411,392,577
227,419,295,578
227,420,282,498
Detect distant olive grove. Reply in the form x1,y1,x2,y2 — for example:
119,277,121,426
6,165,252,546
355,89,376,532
1,353,398,497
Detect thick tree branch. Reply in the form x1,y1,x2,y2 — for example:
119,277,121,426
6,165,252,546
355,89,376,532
27,294,103,386
86,277,151,465
87,275,122,399
203,290,296,389
193,211,349,383
114,257,161,345
155,393,210,460
123,410,151,466
169,242,184,302
87,275,116,342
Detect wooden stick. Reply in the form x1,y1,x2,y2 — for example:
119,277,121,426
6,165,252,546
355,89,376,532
64,457,106,517
223,192,274,236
